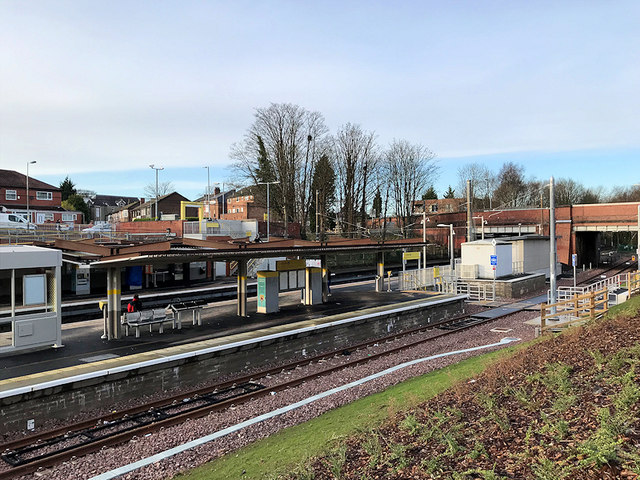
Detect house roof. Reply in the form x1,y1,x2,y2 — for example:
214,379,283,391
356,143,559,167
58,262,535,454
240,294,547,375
0,170,60,191
131,192,190,211
86,194,140,207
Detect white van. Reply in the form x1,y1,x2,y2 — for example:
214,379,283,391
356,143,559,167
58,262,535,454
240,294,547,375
0,213,36,230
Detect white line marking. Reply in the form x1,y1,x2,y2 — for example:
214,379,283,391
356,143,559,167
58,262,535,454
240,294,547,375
88,336,520,480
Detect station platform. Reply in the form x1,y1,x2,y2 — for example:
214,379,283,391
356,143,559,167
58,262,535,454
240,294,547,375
0,281,447,390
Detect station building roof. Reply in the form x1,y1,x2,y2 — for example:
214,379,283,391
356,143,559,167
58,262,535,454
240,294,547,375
47,236,429,268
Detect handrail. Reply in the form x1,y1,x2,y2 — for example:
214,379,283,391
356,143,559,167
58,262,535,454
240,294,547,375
541,287,609,333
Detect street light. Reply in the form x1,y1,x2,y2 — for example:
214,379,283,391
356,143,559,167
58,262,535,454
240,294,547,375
203,166,210,219
258,180,280,242
26,161,36,226
437,223,455,271
149,164,164,221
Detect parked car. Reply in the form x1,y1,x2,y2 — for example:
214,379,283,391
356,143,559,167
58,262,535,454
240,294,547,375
82,222,113,233
0,213,37,230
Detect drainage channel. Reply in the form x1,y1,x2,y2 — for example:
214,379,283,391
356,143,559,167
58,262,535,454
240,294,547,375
1,382,264,468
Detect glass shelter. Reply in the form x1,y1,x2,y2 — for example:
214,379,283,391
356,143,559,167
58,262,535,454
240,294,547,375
0,245,62,354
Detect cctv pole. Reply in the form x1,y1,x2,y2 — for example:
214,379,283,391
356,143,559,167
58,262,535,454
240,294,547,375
466,179,474,242
315,189,319,241
449,224,455,271
423,206,427,270
549,176,557,310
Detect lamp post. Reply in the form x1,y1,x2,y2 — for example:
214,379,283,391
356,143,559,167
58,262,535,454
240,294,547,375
203,166,210,218
473,216,486,240
26,161,36,226
149,164,164,221
437,224,455,271
258,181,280,242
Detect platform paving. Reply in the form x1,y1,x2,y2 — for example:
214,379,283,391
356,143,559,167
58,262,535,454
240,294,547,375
0,281,437,383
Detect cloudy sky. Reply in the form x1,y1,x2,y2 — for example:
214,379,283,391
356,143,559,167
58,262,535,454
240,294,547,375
1,0,638,200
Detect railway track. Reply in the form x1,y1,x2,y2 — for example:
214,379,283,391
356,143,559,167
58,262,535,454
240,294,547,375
575,259,637,287
5,264,632,478
0,305,515,479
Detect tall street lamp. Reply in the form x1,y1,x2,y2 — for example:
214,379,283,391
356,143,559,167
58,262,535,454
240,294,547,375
149,164,164,221
437,224,455,271
258,180,280,242
203,166,210,218
26,161,36,226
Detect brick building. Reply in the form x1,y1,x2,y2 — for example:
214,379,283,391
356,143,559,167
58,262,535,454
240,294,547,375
0,169,84,225
221,187,269,221
413,198,465,214
131,192,190,220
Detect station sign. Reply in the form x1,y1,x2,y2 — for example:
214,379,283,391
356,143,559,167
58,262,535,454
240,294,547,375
403,251,421,261
572,254,577,267
490,255,498,266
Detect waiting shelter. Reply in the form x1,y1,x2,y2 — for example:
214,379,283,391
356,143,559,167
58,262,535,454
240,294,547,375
0,245,63,354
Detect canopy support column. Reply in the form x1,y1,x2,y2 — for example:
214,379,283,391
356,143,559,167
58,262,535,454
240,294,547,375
376,252,385,292
237,258,248,317
107,267,122,340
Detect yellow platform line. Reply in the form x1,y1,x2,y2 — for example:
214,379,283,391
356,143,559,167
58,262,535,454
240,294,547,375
0,294,452,393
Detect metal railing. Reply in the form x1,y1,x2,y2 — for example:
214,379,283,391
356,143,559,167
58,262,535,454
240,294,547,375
512,260,524,275
553,271,639,302
455,281,495,301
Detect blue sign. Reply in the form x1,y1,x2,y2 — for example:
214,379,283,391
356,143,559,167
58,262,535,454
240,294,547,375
572,254,577,267
490,255,498,266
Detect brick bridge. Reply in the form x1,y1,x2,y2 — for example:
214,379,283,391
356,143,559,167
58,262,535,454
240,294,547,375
423,202,640,267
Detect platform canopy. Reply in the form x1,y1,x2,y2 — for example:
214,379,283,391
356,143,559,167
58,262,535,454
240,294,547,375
48,236,429,267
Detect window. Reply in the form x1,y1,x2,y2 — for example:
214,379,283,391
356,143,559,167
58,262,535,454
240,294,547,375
5,190,17,200
62,213,77,221
36,191,53,200
430,204,438,213
240,207,244,212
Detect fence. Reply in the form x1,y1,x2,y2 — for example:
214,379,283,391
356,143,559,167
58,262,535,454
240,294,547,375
553,272,639,303
541,287,609,333
397,266,494,301
183,220,258,239
398,266,455,291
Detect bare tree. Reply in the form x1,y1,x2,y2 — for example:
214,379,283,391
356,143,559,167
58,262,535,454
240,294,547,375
493,162,526,208
555,178,586,206
456,162,495,209
333,123,377,237
230,103,329,236
383,140,438,238
143,181,175,198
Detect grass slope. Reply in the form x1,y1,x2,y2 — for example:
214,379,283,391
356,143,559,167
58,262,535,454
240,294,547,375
175,346,522,480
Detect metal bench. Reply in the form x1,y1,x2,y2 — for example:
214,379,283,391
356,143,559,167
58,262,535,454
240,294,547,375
168,300,206,328
122,308,169,337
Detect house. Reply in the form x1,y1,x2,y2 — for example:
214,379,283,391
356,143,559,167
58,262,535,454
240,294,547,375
83,194,140,222
413,198,465,214
0,169,83,225
131,192,190,220
108,199,143,223
221,187,269,221
196,187,236,219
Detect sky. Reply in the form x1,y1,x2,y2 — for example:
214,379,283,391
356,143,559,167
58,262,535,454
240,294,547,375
1,0,639,200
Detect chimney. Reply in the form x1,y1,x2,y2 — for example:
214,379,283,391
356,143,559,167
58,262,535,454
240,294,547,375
140,198,145,204
214,187,220,195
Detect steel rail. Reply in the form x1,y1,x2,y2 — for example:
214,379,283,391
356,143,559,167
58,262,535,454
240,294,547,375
0,306,513,479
